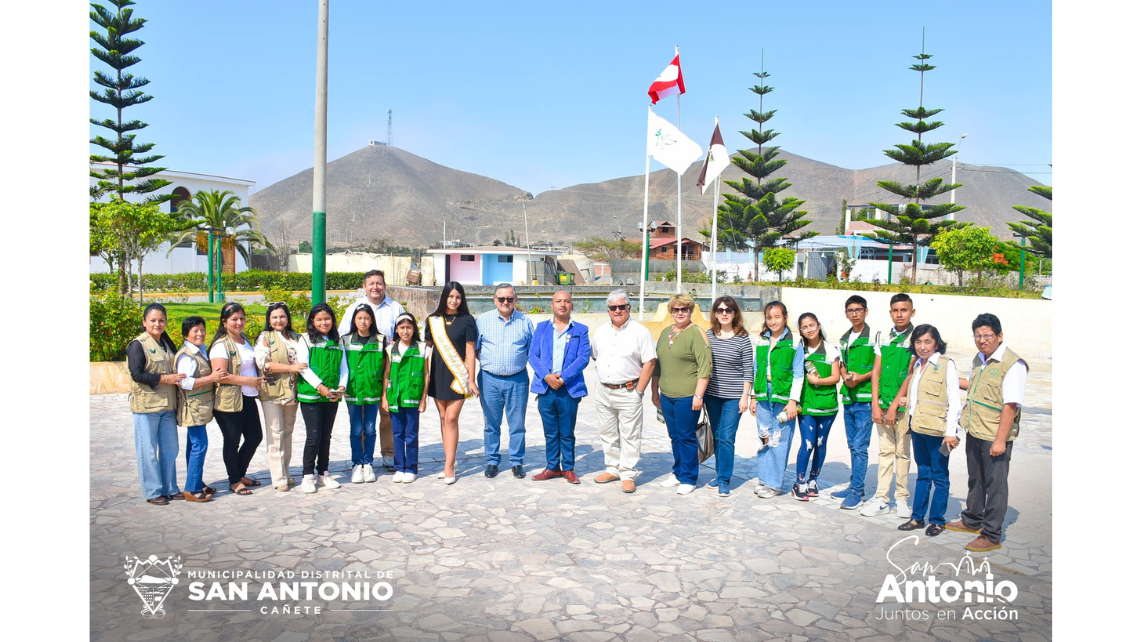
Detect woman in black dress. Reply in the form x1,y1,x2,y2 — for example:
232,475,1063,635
424,282,478,484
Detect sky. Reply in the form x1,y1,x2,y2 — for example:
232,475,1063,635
90,0,1052,195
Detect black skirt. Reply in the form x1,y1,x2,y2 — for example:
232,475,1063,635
425,314,477,401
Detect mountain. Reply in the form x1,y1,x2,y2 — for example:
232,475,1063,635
250,144,1051,249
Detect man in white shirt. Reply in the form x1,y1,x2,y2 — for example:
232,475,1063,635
337,270,406,471
590,290,656,494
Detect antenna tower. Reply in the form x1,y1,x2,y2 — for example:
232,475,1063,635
387,109,393,148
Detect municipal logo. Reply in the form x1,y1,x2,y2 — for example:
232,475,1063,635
125,555,183,619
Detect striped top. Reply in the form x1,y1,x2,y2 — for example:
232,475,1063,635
706,329,755,399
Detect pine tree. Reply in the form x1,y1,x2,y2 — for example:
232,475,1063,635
717,68,816,279
89,0,171,203
863,35,965,279
1007,185,1052,258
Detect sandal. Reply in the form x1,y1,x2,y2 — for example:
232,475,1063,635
240,477,262,487
201,485,218,495
184,491,212,503
898,519,925,531
230,484,253,496
925,523,946,537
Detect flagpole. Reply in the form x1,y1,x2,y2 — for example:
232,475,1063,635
674,45,682,296
711,176,719,307
640,106,651,321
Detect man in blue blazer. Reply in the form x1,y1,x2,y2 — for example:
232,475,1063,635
528,290,593,483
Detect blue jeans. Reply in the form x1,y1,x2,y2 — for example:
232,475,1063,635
184,425,209,493
911,431,951,525
844,402,873,496
660,394,700,485
796,412,837,483
478,370,529,466
755,384,796,491
705,395,742,486
347,403,378,466
390,407,420,474
133,411,179,499
538,386,579,471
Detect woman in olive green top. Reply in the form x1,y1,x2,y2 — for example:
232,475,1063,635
650,294,712,495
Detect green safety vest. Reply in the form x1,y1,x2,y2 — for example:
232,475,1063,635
754,331,796,403
342,333,386,403
877,326,913,410
297,335,343,403
386,341,427,408
801,344,838,416
839,327,874,405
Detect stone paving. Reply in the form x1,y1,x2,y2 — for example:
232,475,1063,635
90,352,1051,641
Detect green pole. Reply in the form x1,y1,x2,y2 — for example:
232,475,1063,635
887,244,893,284
1018,236,1026,289
643,225,650,283
215,235,224,302
205,230,215,303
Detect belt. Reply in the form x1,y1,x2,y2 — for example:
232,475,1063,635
601,379,639,390
482,369,525,378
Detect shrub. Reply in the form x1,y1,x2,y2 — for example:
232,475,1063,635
89,289,143,361
90,270,365,293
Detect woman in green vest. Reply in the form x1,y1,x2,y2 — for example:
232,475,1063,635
254,302,307,492
127,304,186,506
175,316,228,502
209,303,267,497
383,313,430,483
792,312,841,501
297,303,348,494
896,324,961,537
750,301,805,499
342,304,387,484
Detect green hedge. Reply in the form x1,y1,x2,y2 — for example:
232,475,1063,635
90,270,366,293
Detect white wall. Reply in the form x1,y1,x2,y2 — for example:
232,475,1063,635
90,241,247,275
289,253,435,286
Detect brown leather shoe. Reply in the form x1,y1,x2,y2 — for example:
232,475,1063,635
965,535,1001,552
946,520,981,534
146,496,169,506
563,470,580,484
532,469,563,481
594,472,620,484
168,493,185,500
621,480,636,493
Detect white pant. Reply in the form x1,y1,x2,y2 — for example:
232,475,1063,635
261,400,297,487
594,383,644,481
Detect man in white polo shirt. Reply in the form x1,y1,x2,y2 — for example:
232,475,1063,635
591,289,656,493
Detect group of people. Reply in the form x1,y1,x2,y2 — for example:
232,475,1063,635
127,273,1025,554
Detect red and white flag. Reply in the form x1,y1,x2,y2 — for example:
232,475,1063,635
697,117,731,194
647,54,685,104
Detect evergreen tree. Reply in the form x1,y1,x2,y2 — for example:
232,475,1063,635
89,0,171,203
717,68,816,279
1007,185,1052,258
863,36,965,279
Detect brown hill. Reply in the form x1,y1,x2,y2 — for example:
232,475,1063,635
251,144,1050,249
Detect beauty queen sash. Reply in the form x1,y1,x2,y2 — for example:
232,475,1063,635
428,316,472,397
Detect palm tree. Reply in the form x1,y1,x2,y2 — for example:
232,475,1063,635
168,189,274,265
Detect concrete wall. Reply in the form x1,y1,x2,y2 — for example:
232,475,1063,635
290,253,436,286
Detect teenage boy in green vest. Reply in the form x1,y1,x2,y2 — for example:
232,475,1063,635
947,313,1028,553
861,293,916,518
833,295,875,510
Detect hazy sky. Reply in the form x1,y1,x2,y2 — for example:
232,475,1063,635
90,0,1052,195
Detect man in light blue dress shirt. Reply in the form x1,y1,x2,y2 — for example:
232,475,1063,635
475,284,535,478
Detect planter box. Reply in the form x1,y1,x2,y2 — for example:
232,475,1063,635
91,361,131,395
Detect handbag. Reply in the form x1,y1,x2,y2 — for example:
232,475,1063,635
696,406,714,464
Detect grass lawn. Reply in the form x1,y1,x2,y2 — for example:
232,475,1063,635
162,302,268,319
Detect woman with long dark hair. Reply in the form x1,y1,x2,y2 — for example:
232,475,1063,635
704,295,754,497
128,303,186,505
424,282,478,484
254,302,307,492
296,303,348,494
342,303,387,484
792,312,841,501
209,302,266,496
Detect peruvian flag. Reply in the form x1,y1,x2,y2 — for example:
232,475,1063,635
648,54,685,104
697,117,731,194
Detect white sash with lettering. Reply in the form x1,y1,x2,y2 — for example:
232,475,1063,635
428,316,471,397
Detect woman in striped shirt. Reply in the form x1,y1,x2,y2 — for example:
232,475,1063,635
705,296,755,497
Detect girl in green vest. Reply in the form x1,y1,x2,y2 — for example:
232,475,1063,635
793,312,841,501
749,301,805,499
127,304,186,506
382,313,430,483
342,304,387,484
297,303,348,494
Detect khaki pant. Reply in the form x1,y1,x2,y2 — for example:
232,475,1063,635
595,384,644,481
261,400,297,487
378,406,393,458
874,412,911,503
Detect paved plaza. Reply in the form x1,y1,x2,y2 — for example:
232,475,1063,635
90,350,1052,641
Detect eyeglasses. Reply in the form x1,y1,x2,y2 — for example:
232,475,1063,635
671,307,691,314
267,301,286,311
845,308,866,315
973,333,997,341
715,307,734,315
608,304,630,312
496,297,516,303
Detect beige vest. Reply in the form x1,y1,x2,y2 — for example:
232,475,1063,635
175,343,214,426
128,332,178,414
211,334,245,413
960,346,1026,442
910,355,950,438
257,330,297,403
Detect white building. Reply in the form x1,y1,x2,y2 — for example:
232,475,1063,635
89,164,256,274
426,246,562,286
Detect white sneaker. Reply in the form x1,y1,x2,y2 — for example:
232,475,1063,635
676,484,695,495
402,473,417,484
660,476,682,488
351,465,364,484
392,471,406,483
301,474,317,494
860,499,890,517
896,500,911,518
362,464,376,483
756,486,779,499
320,473,340,489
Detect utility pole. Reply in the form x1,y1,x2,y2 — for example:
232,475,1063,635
949,133,968,220
311,0,329,303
